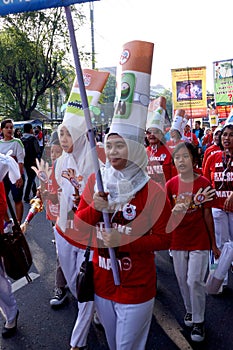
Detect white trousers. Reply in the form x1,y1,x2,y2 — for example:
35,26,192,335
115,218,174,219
171,250,209,323
95,294,154,350
0,258,17,323
54,228,94,348
212,208,233,249
212,208,233,285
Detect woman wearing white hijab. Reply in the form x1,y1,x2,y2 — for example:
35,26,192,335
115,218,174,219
75,129,172,350
51,116,95,350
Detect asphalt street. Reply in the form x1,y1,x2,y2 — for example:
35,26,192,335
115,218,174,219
0,204,233,350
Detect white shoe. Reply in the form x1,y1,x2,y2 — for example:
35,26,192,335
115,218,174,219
3,219,14,233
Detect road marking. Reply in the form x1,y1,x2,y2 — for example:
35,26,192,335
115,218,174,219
12,272,40,292
153,299,193,350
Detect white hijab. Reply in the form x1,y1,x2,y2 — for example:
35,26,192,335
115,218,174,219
96,132,150,210
56,121,94,232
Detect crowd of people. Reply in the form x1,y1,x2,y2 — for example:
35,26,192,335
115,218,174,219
0,44,233,349
0,101,233,349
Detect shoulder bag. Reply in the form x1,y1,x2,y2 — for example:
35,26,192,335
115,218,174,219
0,197,32,282
76,233,94,303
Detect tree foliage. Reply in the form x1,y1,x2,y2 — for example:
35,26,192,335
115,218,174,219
0,7,85,120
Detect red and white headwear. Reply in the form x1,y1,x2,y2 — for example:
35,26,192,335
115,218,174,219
146,96,166,134
109,40,154,145
171,109,186,135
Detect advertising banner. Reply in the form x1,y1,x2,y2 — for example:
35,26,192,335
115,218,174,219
213,59,233,106
171,66,207,118
0,0,98,16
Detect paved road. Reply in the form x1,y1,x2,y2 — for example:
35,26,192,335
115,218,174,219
0,205,233,350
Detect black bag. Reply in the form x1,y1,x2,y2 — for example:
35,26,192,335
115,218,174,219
0,197,32,282
76,234,94,303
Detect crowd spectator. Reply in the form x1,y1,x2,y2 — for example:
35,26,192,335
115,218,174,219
203,123,233,290
0,154,21,339
14,128,22,139
21,123,41,203
0,119,25,224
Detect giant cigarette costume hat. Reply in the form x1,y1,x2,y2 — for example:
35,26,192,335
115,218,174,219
56,69,109,233
109,40,154,144
146,96,166,134
62,68,110,142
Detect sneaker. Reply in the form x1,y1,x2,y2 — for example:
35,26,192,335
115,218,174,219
191,322,205,342
50,287,67,307
184,312,193,327
3,219,14,234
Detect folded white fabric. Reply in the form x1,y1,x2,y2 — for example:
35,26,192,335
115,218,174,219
0,150,20,183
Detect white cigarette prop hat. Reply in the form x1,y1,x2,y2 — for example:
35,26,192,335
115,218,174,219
146,96,166,134
109,40,154,144
171,109,186,135
62,69,110,143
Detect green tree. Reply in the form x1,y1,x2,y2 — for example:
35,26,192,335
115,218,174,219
0,8,85,121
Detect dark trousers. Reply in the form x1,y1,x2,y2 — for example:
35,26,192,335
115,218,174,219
24,166,37,201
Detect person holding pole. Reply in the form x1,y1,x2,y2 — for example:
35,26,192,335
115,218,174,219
74,40,172,350
34,70,109,350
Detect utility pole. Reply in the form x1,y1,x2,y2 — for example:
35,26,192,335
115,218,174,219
90,2,95,69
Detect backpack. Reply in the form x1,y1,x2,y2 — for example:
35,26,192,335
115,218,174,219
21,135,39,166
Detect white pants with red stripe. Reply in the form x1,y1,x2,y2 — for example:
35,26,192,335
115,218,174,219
95,294,154,350
54,228,94,348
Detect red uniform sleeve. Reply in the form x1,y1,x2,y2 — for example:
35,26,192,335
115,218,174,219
0,182,7,232
74,173,102,232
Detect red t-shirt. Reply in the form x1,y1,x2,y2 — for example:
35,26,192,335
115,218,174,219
0,182,7,232
202,144,221,170
146,145,172,186
166,139,185,177
75,174,172,304
166,175,212,250
184,131,199,147
203,151,233,210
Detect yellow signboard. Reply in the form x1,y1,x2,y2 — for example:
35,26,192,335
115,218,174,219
171,66,207,118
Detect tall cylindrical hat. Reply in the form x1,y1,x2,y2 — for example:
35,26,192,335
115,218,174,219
63,69,110,142
110,40,154,144
171,109,186,135
146,96,166,133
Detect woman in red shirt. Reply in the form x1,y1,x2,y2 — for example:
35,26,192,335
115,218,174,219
166,142,220,343
203,123,233,288
75,131,172,350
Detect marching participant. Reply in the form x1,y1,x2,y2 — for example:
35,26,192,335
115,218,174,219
75,40,172,350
